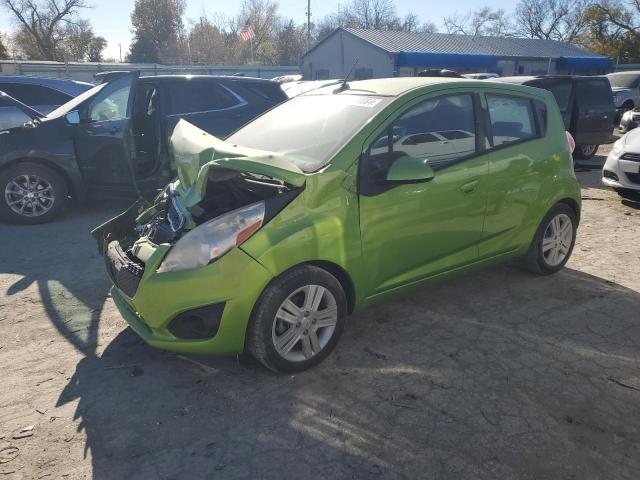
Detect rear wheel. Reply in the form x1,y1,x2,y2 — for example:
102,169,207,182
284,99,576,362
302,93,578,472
246,265,347,373
523,203,577,275
0,162,68,224
574,144,598,160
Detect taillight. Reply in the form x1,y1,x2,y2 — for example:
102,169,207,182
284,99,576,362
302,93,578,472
566,131,575,154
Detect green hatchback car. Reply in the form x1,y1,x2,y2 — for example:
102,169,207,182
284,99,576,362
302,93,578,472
94,77,581,372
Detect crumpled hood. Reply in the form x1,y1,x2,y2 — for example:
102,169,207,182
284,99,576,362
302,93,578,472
169,120,306,207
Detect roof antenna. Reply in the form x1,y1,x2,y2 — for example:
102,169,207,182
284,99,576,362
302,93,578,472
334,58,359,92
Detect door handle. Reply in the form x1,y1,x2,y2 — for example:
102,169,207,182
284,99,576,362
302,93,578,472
460,179,479,193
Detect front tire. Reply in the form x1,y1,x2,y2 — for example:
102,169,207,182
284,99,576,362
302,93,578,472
523,203,577,275
574,144,598,160
246,265,347,373
0,162,68,224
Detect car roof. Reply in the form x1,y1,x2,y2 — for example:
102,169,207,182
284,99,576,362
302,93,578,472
494,75,608,85
140,74,278,85
0,75,93,96
304,77,543,97
608,71,640,75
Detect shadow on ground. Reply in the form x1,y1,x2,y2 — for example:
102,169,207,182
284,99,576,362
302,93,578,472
3,197,640,479
57,265,640,479
1,198,130,353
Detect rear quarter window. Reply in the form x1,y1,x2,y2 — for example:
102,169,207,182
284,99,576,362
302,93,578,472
541,80,573,111
486,94,538,147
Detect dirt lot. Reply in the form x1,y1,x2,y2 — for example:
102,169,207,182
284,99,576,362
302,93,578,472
1,145,639,480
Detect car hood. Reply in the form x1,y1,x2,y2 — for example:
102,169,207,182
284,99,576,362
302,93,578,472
170,120,307,207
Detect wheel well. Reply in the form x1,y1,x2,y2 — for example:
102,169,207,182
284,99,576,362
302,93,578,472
622,99,634,108
558,198,580,222
1,158,76,198
306,260,357,314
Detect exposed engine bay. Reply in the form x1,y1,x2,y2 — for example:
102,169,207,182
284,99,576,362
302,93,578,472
138,169,301,246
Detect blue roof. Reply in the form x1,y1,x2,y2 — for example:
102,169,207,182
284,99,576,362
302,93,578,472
397,52,498,69
557,56,613,71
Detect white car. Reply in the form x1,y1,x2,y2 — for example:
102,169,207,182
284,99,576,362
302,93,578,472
602,128,640,200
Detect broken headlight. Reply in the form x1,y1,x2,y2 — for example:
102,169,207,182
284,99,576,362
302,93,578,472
157,201,265,273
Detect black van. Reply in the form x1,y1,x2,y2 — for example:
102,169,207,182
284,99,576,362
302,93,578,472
492,76,615,159
0,72,287,224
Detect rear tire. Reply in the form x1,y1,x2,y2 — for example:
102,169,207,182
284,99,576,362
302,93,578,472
523,203,577,275
0,162,68,225
246,265,347,373
574,144,598,160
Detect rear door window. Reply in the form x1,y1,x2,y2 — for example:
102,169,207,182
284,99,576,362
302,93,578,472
167,79,243,115
575,79,613,108
486,94,537,146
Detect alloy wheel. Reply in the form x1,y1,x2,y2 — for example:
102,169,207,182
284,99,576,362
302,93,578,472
542,213,573,267
4,174,55,217
271,284,338,362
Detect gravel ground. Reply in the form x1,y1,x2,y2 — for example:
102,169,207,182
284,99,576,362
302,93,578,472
1,144,639,480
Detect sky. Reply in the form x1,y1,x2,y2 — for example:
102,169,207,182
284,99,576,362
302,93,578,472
0,0,516,60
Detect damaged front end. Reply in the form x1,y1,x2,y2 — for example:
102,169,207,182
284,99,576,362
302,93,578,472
92,119,305,298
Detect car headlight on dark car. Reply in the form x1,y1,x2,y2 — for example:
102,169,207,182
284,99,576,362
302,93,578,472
157,201,265,273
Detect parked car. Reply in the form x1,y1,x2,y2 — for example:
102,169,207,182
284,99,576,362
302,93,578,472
492,75,615,159
607,71,640,115
602,128,640,201
0,75,92,130
93,77,581,373
463,73,500,79
0,72,288,224
619,107,640,133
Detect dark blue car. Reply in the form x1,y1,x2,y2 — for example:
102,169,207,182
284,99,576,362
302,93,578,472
0,75,93,130
0,72,288,224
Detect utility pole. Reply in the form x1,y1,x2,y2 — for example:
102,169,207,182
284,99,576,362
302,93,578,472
118,43,122,62
307,0,311,49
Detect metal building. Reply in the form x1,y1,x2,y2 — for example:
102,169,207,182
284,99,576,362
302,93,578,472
302,28,613,80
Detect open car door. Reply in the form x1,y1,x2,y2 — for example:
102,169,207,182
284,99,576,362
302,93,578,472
72,71,141,197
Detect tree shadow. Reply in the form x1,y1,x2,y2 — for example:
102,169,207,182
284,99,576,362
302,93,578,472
1,198,129,354
55,263,640,479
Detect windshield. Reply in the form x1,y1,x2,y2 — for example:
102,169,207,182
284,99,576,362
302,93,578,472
226,93,393,172
45,83,105,120
607,74,640,89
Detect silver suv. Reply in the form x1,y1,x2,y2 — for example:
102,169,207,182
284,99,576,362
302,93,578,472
608,71,640,112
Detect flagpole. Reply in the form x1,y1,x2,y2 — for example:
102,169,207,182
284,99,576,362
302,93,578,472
250,35,254,63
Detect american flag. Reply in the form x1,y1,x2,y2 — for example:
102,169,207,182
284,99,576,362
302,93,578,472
239,20,255,42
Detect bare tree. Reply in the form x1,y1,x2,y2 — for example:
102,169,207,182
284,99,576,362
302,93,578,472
444,7,514,36
0,32,9,59
515,0,591,42
591,0,640,42
1,0,89,60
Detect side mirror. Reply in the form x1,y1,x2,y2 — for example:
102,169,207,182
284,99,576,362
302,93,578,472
65,111,80,125
386,155,435,183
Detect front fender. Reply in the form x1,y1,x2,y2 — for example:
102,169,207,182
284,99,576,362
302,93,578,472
240,173,367,308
